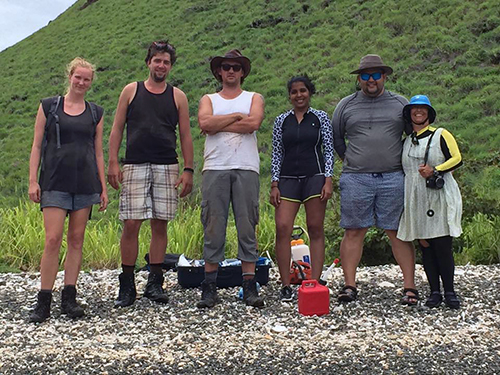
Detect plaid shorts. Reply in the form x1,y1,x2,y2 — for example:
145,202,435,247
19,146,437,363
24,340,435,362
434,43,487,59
119,163,178,221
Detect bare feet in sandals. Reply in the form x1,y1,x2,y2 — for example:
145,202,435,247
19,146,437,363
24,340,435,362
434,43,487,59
338,285,358,302
401,288,419,306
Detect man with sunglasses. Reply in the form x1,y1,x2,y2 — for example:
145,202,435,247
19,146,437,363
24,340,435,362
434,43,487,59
331,54,417,305
108,40,194,307
197,49,265,308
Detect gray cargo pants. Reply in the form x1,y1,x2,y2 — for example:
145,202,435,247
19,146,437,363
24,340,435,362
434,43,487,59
201,169,259,263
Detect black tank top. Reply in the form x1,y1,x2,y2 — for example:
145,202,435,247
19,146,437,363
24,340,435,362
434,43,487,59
124,82,179,164
39,96,103,194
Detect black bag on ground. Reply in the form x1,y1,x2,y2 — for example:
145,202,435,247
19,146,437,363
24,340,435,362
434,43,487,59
143,253,180,272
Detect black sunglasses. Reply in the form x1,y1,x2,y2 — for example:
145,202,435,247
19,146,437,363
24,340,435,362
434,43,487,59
153,41,169,48
221,64,242,72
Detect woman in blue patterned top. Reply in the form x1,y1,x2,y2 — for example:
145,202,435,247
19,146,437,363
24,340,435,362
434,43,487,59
270,76,334,301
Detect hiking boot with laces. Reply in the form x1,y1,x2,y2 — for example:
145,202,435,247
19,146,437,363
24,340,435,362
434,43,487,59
196,281,218,308
279,285,293,302
143,272,169,304
30,290,52,323
114,273,137,308
61,285,85,318
242,278,265,308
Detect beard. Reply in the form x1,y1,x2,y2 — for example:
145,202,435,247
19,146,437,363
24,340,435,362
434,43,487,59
151,72,166,83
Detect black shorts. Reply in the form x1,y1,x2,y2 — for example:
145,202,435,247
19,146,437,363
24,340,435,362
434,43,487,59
278,175,325,203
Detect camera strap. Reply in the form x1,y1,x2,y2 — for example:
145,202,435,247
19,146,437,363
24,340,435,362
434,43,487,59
423,128,440,165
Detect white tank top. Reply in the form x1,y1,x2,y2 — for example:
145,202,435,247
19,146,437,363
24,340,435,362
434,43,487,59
202,91,260,173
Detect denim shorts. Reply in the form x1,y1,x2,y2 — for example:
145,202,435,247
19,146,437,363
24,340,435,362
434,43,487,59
40,190,100,212
339,171,404,230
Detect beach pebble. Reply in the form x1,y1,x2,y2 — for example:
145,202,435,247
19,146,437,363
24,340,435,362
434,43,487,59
0,264,499,374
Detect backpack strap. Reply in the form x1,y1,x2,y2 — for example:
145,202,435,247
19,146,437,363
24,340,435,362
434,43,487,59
88,101,99,127
48,96,62,149
41,96,62,170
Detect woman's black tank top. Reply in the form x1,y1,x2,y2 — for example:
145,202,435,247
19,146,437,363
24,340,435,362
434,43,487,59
39,96,103,194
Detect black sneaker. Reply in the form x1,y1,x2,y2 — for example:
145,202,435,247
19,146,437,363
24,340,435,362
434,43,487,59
279,286,293,302
143,272,169,304
242,278,265,308
114,273,137,308
30,290,52,323
61,285,85,318
444,292,460,309
196,281,218,308
425,291,442,308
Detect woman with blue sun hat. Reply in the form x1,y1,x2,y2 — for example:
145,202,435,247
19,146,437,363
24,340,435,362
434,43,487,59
397,94,463,309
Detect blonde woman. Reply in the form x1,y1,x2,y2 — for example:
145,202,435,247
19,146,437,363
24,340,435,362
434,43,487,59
28,58,108,322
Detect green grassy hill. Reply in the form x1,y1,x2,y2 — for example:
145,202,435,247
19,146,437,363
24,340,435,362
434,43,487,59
0,0,500,212
0,0,500,207
1,0,499,210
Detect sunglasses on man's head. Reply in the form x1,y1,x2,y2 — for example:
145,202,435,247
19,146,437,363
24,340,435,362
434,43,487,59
153,41,168,48
360,72,383,81
221,64,242,72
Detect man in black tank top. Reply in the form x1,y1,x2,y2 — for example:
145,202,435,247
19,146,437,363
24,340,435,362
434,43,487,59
108,41,194,308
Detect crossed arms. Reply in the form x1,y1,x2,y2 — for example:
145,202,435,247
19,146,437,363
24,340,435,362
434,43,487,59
198,93,265,134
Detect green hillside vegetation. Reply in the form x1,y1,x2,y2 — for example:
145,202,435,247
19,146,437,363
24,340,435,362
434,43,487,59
0,0,499,269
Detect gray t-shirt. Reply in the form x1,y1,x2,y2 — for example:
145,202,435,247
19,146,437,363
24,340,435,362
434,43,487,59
332,90,409,173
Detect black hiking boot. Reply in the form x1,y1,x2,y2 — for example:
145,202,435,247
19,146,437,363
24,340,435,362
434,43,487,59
242,278,265,308
114,273,137,308
61,285,85,318
143,272,169,304
30,290,52,323
196,281,218,308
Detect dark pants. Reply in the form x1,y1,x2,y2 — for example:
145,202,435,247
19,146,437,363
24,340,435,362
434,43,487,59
420,235,455,293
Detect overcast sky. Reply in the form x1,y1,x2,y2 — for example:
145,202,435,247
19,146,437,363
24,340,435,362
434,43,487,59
0,0,77,52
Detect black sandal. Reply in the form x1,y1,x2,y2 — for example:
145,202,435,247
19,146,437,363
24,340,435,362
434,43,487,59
444,292,460,309
338,285,357,302
425,291,442,308
401,288,419,306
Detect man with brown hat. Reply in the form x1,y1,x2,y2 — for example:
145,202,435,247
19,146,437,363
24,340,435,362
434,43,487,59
331,54,417,305
197,49,265,308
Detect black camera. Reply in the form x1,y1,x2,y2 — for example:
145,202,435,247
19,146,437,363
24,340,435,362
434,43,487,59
426,171,444,190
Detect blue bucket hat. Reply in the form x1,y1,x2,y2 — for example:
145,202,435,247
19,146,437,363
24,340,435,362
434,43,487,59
402,95,436,124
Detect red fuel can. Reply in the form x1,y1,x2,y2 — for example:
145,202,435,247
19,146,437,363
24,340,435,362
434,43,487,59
298,279,330,316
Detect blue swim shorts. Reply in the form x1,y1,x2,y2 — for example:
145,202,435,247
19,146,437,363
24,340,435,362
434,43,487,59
339,171,404,230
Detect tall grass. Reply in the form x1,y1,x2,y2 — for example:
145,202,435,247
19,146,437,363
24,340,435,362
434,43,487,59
456,213,500,264
0,199,313,271
1,200,500,270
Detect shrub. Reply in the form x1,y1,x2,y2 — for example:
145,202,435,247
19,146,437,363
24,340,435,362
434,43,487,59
456,213,500,264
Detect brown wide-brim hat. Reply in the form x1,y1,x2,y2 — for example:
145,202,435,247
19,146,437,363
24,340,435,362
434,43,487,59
350,54,393,75
210,49,251,82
